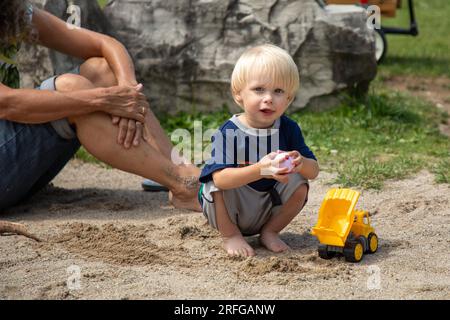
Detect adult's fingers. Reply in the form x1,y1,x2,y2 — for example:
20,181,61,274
112,116,120,124
135,83,144,92
124,120,137,149
125,109,145,123
133,122,143,147
117,118,128,146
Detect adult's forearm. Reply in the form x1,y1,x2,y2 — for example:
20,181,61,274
0,88,101,123
100,36,137,86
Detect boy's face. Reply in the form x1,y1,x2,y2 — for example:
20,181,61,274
235,76,291,128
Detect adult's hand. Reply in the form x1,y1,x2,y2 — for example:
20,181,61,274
110,84,147,149
111,116,144,149
98,84,148,123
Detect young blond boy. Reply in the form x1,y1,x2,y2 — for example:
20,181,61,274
198,44,319,257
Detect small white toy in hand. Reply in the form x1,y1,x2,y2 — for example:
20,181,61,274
274,152,295,172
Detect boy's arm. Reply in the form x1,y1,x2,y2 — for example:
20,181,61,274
212,165,262,190
291,153,320,180
212,152,290,190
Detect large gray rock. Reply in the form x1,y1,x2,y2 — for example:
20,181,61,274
104,0,376,113
18,0,113,88
44,0,115,75
17,0,52,89
19,0,377,112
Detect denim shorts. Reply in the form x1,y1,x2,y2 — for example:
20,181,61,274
0,70,81,210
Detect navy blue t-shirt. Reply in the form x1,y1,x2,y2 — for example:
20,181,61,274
199,114,316,191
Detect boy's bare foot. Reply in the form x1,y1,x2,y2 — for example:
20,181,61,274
260,230,290,253
223,234,255,257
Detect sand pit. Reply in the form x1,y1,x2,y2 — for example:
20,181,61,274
1,159,449,299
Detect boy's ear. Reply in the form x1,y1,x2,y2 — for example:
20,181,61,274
235,93,243,103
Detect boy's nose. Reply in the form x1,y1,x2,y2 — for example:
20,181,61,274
262,93,273,103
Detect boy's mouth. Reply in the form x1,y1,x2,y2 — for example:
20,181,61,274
260,109,275,116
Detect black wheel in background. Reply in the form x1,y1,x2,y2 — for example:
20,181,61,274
375,28,387,64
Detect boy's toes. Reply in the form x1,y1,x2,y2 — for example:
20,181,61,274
246,246,256,257
272,241,289,253
223,234,256,257
260,231,290,253
226,247,254,257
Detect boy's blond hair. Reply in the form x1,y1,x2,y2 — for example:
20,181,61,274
231,43,300,107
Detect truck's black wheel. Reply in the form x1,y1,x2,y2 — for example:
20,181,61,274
343,239,364,263
318,244,336,260
367,233,379,254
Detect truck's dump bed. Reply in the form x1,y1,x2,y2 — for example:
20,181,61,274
311,188,360,247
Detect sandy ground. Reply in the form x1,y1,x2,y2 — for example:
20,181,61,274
0,159,449,300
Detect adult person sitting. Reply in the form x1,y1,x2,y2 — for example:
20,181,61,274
0,1,201,212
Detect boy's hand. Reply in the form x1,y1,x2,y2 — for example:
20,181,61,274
257,152,291,184
286,150,304,172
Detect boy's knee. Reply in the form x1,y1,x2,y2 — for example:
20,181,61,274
292,184,308,200
55,74,94,92
80,57,117,87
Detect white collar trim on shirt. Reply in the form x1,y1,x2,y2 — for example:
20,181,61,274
229,114,281,137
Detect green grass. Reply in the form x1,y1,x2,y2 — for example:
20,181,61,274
97,0,109,9
379,0,450,77
75,146,109,167
157,91,449,190
289,91,449,189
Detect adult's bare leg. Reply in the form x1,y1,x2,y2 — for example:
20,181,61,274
83,57,200,195
56,72,201,211
80,58,174,160
80,58,200,208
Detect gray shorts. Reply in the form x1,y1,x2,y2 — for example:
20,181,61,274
199,173,308,236
41,66,80,139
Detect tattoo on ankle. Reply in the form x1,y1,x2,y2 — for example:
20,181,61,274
178,176,200,191
164,166,199,191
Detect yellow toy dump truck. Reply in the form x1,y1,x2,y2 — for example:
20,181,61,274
311,188,378,262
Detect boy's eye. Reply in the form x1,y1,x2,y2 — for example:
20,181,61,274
275,88,285,94
253,87,264,92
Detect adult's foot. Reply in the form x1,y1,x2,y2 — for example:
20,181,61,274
168,164,202,212
169,191,202,212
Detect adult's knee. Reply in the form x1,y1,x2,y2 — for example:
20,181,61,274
80,57,117,87
55,74,94,92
